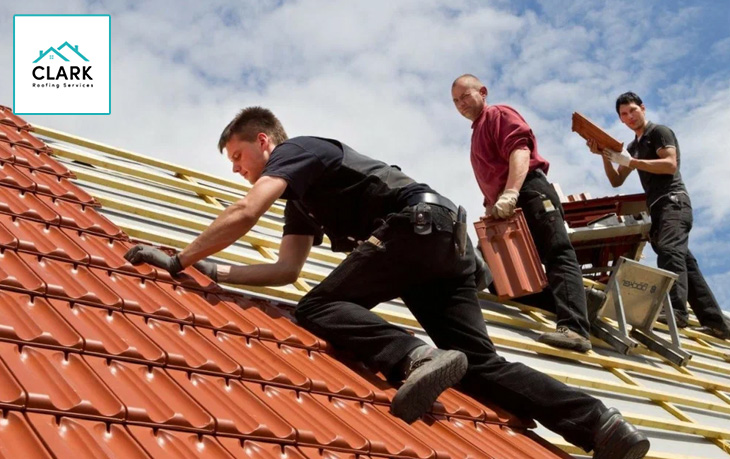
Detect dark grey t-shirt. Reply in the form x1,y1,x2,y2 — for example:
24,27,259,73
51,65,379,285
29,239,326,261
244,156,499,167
261,136,433,252
627,122,687,207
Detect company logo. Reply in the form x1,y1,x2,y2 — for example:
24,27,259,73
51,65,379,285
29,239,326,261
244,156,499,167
622,280,655,292
13,15,110,115
32,41,93,86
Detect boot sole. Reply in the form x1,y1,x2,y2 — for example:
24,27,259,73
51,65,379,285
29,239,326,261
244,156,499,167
390,350,468,423
536,334,592,352
594,435,650,459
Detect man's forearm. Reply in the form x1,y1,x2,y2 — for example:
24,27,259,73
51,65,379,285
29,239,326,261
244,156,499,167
218,262,298,286
504,148,531,192
603,156,623,187
179,202,257,267
628,157,677,175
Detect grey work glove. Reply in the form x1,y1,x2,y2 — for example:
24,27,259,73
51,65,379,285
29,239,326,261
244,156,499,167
124,245,183,276
193,260,218,282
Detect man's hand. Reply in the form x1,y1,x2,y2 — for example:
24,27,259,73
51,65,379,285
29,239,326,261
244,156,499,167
124,245,183,276
586,139,602,155
603,148,632,167
492,189,519,219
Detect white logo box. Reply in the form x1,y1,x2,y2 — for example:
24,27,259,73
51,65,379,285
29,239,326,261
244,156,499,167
14,15,111,115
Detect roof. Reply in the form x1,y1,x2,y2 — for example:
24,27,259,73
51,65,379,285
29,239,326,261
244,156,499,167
1,104,730,458
0,105,572,458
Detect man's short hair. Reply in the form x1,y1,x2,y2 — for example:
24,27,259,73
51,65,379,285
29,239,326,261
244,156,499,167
218,106,288,153
452,73,483,89
615,92,643,114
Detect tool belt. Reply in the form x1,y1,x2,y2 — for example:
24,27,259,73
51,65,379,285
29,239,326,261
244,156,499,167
406,193,468,256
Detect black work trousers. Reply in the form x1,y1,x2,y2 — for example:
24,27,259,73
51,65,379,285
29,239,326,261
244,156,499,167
294,205,606,451
512,171,591,338
650,193,729,330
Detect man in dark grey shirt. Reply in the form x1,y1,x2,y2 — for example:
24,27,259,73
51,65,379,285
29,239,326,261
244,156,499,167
127,106,649,458
588,92,730,339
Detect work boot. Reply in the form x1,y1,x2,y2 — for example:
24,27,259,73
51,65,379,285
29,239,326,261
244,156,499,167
657,312,689,328
593,408,650,459
390,345,468,423
692,325,730,340
585,287,607,324
537,326,592,352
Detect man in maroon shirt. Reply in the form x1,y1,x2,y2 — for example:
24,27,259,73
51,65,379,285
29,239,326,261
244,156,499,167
452,74,596,352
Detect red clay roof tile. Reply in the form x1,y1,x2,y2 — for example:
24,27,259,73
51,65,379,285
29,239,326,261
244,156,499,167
50,301,166,364
313,394,434,459
125,315,242,376
0,187,60,224
25,167,97,205
19,253,123,308
219,439,308,459
26,413,150,459
126,425,236,458
0,248,46,293
84,356,215,430
200,330,309,389
64,231,155,277
0,216,19,249
91,268,194,322
36,195,121,237
0,342,125,419
252,385,369,453
0,105,32,130
4,216,90,263
225,296,323,349
0,411,52,458
0,353,26,409
274,343,375,401
0,161,36,190
0,290,83,349
168,371,297,441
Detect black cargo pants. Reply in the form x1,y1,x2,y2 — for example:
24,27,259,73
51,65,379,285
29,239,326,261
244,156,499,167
294,204,606,451
650,193,729,331
512,170,591,338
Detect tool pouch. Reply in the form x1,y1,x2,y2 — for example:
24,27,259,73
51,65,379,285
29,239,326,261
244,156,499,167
454,206,467,257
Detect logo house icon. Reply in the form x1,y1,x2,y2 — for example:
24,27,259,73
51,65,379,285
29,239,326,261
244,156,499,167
32,41,92,81
34,41,89,63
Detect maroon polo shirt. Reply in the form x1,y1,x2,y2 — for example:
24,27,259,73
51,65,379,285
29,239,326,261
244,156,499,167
470,104,549,206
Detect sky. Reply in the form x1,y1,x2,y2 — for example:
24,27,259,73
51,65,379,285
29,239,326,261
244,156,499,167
2,0,730,311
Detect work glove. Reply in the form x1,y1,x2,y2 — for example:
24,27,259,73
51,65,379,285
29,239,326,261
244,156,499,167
603,148,632,167
124,245,183,276
193,260,218,282
492,189,519,219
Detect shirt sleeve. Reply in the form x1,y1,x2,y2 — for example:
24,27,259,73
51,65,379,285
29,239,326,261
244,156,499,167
494,108,534,160
282,201,324,247
261,143,327,199
649,125,677,152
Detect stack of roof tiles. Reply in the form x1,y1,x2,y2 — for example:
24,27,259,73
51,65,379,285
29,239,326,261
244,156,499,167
0,106,570,458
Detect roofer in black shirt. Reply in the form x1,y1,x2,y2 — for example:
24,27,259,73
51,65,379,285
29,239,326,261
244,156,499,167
126,106,649,458
587,92,730,340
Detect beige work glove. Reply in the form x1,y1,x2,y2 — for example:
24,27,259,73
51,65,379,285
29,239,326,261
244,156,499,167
492,189,520,219
603,148,632,167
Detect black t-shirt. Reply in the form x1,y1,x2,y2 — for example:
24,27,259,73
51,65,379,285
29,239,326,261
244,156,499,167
261,136,434,252
627,122,687,207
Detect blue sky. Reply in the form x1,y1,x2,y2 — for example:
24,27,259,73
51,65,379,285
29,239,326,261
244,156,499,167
2,0,729,311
